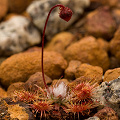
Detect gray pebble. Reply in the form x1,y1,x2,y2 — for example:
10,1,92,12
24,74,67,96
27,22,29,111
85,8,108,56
0,16,41,56
27,0,90,40
85,116,100,120
93,77,120,118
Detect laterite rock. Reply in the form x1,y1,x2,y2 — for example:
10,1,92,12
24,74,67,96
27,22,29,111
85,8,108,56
0,51,67,88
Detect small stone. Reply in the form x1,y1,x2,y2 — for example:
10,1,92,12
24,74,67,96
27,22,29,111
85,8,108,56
46,32,74,55
0,0,8,20
97,38,109,52
93,78,120,118
85,7,116,39
27,0,90,40
107,77,120,104
8,0,34,13
94,107,118,120
0,51,67,88
24,72,52,91
7,82,25,97
65,60,81,80
64,36,110,71
103,68,120,82
85,116,100,120
0,16,41,56
75,63,103,84
92,82,108,106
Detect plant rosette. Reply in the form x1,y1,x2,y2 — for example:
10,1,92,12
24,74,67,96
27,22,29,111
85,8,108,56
47,82,70,111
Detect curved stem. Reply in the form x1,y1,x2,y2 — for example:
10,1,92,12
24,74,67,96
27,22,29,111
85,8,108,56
41,4,65,90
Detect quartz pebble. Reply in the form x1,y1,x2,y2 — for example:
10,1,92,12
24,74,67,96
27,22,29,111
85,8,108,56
0,16,41,56
85,116,100,120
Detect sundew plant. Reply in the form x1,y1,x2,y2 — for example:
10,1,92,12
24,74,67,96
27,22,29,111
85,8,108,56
14,4,99,120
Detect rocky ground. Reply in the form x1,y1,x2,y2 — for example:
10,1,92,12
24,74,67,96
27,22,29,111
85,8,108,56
0,0,120,120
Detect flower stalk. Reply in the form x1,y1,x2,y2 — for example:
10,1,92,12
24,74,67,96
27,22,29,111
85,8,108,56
41,4,73,90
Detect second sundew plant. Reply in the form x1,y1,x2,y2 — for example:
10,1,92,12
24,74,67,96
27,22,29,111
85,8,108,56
14,4,100,120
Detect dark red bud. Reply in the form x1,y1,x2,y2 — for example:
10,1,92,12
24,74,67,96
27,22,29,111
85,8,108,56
59,7,73,22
